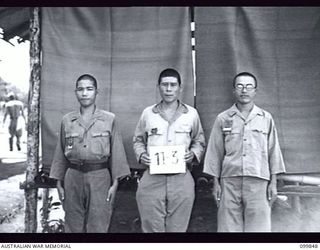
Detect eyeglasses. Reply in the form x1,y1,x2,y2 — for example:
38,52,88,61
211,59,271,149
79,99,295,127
235,84,256,91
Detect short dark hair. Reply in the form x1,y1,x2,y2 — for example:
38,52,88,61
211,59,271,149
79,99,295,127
233,72,257,88
158,68,181,86
76,74,97,89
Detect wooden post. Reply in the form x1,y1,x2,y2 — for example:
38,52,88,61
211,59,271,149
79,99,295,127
41,188,50,233
24,7,41,233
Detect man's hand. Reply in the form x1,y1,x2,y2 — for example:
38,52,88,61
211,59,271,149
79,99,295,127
212,177,221,207
140,152,151,166
56,180,65,204
184,150,195,164
106,179,119,205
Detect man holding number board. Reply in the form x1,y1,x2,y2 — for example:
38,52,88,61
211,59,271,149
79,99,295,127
133,68,206,232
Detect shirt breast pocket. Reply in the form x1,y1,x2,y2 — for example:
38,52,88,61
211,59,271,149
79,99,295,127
91,131,111,157
250,128,268,152
174,125,191,146
147,128,164,146
64,133,80,157
224,130,241,156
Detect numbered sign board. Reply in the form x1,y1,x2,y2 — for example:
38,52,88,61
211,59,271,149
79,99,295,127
149,145,186,175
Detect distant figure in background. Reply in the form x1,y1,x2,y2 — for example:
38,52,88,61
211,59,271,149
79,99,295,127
3,92,26,151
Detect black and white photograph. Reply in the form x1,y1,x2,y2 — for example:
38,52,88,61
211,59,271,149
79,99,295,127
0,6,319,246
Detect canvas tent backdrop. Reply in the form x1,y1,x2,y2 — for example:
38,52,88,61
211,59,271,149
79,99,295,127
40,7,194,171
0,7,29,42
195,7,320,174
2,7,320,175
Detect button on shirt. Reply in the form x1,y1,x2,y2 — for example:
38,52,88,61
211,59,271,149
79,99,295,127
203,104,286,180
50,108,130,181
133,101,206,165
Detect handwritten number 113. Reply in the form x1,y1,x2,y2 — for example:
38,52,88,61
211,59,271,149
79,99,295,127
155,151,178,165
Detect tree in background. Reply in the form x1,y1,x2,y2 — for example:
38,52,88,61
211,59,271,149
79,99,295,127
0,76,27,102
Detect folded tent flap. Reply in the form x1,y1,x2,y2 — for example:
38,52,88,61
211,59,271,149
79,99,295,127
0,7,30,42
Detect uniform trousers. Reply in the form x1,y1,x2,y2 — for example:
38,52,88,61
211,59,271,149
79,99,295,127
136,169,195,232
64,168,112,233
218,176,271,232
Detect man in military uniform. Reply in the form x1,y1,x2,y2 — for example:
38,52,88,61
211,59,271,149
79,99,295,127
203,72,286,232
50,74,130,233
133,68,206,232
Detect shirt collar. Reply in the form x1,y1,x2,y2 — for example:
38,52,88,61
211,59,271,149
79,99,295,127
152,100,189,114
70,105,104,122
227,104,240,117
227,103,264,117
250,104,264,116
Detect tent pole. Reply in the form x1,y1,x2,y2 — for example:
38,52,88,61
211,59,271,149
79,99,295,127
24,6,41,233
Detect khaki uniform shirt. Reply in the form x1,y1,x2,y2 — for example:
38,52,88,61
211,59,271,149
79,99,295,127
203,104,286,180
133,101,206,165
50,108,130,181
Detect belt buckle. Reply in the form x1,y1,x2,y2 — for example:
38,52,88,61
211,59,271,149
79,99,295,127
79,161,86,172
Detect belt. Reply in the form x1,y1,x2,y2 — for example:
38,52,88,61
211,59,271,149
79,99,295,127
69,162,109,173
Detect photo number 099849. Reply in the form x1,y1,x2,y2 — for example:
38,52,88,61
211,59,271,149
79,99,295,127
149,145,186,175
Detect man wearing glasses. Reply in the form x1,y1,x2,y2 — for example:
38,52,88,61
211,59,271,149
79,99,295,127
203,72,286,232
